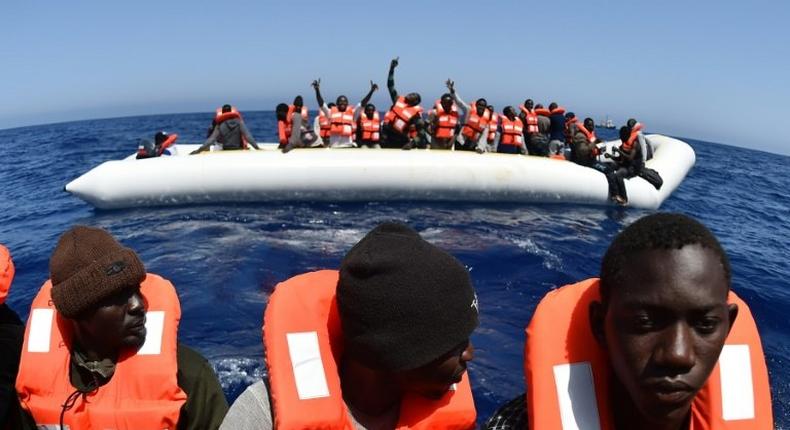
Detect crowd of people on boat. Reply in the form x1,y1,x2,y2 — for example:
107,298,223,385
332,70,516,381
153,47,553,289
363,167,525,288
135,58,662,205
0,212,774,429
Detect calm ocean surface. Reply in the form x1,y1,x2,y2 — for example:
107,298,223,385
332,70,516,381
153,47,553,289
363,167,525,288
1,111,788,427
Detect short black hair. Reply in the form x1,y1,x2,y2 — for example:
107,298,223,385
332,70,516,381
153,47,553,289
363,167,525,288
549,102,558,110
600,213,731,304
619,126,630,142
275,103,288,114
222,104,232,113
627,118,637,128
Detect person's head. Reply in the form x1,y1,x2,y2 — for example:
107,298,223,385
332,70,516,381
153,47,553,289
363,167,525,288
549,102,558,111
590,213,736,426
627,118,637,129
524,99,534,110
405,92,421,106
503,106,516,120
337,222,479,399
474,98,487,115
535,103,544,110
336,95,349,111
364,103,376,118
584,117,595,132
439,93,453,112
49,226,149,356
293,96,304,108
276,103,289,121
565,112,576,121
221,104,232,113
619,125,631,143
327,102,336,109
154,131,168,146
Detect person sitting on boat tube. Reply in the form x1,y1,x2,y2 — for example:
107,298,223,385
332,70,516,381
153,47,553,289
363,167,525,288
312,78,378,148
220,222,479,430
382,57,429,150
519,99,541,155
547,102,567,156
627,117,653,161
484,213,773,429
14,226,229,430
533,104,552,156
277,103,320,153
357,103,382,148
603,125,646,205
445,79,491,152
497,107,528,155
427,91,460,150
136,131,178,159
191,105,260,154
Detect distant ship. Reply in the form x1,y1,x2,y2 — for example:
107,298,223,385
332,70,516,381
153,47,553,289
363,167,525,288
598,116,616,129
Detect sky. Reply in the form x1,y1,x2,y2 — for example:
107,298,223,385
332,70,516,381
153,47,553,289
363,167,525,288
2,0,789,155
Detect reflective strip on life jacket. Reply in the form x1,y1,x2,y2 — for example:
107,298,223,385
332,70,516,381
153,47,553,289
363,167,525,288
461,104,491,141
318,111,331,138
16,274,187,430
359,111,381,141
519,105,539,134
384,96,423,135
264,270,477,430
0,245,13,304
433,100,459,139
329,106,355,137
524,279,773,430
499,116,524,146
488,112,499,142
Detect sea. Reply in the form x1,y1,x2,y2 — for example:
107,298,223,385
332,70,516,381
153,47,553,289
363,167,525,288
1,111,788,427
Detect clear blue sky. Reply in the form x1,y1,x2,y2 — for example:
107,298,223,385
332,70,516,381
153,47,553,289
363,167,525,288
2,0,789,154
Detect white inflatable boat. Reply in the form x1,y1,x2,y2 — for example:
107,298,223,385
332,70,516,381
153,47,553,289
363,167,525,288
64,134,695,210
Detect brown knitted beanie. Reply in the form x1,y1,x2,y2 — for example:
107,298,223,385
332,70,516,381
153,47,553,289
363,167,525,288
50,226,145,318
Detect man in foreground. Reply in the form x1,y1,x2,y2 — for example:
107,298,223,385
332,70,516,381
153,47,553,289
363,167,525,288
485,213,773,429
221,222,479,429
15,226,228,429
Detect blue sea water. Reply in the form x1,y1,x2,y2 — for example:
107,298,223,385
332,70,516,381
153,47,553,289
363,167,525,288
1,111,788,427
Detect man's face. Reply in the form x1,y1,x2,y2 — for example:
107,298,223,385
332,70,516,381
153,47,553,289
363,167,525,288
394,340,474,399
440,96,453,112
76,286,148,351
475,99,487,115
525,99,534,110
596,245,736,424
337,96,349,111
405,93,420,106
365,105,375,118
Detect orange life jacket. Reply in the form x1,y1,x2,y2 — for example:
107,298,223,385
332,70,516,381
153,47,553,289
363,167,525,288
264,270,477,430
488,112,499,143
16,274,187,430
524,278,773,430
0,245,13,304
432,100,459,139
499,116,524,146
519,105,539,134
564,117,578,143
359,111,381,141
461,103,491,142
535,108,551,117
384,96,423,135
319,111,331,138
549,106,566,116
576,125,600,156
329,106,355,137
214,106,248,149
622,122,644,152
278,120,289,145
157,133,178,156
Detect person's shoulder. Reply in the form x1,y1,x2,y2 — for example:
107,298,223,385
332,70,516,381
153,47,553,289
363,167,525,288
176,343,215,382
220,380,273,430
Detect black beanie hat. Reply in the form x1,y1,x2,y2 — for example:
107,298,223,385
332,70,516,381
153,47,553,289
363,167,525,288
337,222,479,371
50,226,146,318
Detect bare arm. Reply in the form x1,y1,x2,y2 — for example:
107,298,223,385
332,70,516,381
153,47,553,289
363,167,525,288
360,80,378,107
387,57,399,103
446,79,470,114
312,79,324,109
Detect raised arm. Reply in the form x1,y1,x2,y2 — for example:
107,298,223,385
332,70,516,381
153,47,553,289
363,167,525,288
312,79,325,109
360,80,378,107
387,57,399,103
446,79,470,113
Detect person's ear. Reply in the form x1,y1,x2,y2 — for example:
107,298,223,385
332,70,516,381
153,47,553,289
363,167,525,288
589,301,607,347
726,303,739,335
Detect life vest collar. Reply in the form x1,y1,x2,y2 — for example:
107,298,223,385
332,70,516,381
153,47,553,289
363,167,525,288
549,106,566,115
0,245,13,304
215,106,241,124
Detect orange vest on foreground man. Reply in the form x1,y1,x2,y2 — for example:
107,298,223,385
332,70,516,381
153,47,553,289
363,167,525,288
524,279,773,430
432,100,460,139
384,96,424,135
359,111,381,141
0,245,13,304
16,274,187,430
263,270,477,430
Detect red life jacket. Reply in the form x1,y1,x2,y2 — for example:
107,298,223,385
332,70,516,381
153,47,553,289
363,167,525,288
534,108,551,117
329,106,355,137
318,111,331,138
278,120,289,146
264,270,477,430
499,116,524,146
577,125,600,156
384,96,423,135
214,106,248,149
0,245,13,304
549,106,566,116
519,105,539,134
622,122,644,151
488,112,499,143
358,111,381,141
564,117,578,144
16,274,187,430
288,105,309,127
432,100,459,139
525,279,773,430
461,103,491,142
157,133,178,156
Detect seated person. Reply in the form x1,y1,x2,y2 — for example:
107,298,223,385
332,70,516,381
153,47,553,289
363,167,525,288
0,245,24,429
357,103,382,148
221,222,480,429
136,131,178,159
191,105,260,154
14,226,229,429
497,106,527,155
484,213,773,429
427,93,460,150
276,103,319,153
604,125,646,204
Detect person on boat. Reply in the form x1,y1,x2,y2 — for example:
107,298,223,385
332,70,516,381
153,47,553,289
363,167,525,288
604,125,645,205
427,92,460,150
316,102,335,146
484,212,773,429
220,222,479,430
547,102,567,156
0,245,24,429
497,106,527,155
532,104,552,156
357,103,382,148
563,112,578,161
289,95,309,126
483,105,499,153
518,99,541,155
570,117,603,167
382,57,428,149
627,117,653,160
445,80,491,152
14,226,229,430
136,131,178,159
191,105,260,154
312,79,378,148
276,103,320,153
